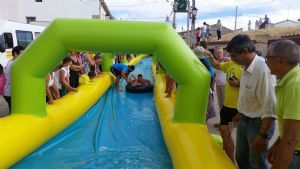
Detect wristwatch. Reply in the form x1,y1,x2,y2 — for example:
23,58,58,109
259,133,270,140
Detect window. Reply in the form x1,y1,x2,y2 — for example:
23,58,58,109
2,33,14,49
26,16,36,24
34,32,41,38
16,30,33,48
92,15,100,19
35,0,42,2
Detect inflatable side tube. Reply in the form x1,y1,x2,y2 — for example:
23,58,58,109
152,65,235,169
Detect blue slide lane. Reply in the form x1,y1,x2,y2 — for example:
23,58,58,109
12,57,172,169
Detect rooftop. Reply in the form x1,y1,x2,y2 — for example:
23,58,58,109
214,26,300,43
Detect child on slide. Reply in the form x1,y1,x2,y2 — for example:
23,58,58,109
130,74,153,87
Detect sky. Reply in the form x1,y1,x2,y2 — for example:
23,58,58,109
105,0,300,32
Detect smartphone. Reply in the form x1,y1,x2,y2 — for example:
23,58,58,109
228,75,237,81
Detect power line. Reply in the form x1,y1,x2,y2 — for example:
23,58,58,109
166,10,173,23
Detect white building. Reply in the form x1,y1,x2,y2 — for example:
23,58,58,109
272,19,300,28
0,0,113,26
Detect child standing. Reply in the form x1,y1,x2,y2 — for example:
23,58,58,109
57,57,77,97
46,67,60,104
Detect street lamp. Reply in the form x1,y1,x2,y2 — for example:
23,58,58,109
190,4,198,47
191,6,198,17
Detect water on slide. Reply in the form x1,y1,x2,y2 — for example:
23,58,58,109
12,57,172,169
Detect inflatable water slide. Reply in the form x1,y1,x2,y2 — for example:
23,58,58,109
0,19,235,169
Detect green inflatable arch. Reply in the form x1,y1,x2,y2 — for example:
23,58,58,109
12,19,210,124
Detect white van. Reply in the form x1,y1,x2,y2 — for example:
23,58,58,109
0,20,45,67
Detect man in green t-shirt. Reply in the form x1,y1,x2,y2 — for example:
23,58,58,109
266,40,300,169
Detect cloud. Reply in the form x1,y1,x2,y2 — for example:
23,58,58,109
106,0,172,21
105,0,300,31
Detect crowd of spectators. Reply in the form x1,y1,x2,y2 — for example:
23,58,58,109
195,20,223,44
46,52,134,103
0,50,136,109
45,52,103,104
193,34,300,169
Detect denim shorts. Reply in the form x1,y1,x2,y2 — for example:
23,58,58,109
289,153,300,169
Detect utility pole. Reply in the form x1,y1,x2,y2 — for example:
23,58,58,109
234,5,237,30
172,1,176,29
99,0,102,19
190,0,196,47
186,0,190,46
287,5,290,20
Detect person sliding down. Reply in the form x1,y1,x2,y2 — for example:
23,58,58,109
130,74,153,87
110,63,135,90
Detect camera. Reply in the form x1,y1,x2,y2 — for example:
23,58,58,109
228,75,237,81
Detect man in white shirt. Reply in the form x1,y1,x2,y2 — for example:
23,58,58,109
216,20,222,40
227,35,277,169
4,46,24,114
201,22,207,41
